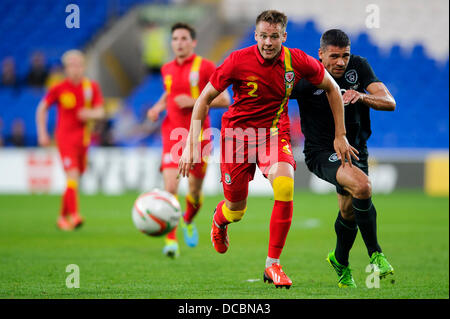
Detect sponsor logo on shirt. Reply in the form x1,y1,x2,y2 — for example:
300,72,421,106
246,75,259,81
340,88,350,106
313,89,324,95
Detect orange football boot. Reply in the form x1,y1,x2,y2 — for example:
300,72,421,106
210,221,229,254
57,216,74,231
70,214,84,229
263,263,292,289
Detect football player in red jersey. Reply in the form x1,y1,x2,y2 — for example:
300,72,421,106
179,10,358,288
147,23,230,258
36,50,105,231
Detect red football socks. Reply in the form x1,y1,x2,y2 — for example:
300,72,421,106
183,194,202,224
268,200,293,259
166,226,177,240
61,179,79,218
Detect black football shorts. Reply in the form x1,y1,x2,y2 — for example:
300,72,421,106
305,148,369,195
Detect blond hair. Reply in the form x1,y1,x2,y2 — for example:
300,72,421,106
61,50,85,66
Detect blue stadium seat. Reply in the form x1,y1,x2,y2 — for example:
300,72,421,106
1,8,448,149
120,20,449,148
223,21,449,149
0,0,164,146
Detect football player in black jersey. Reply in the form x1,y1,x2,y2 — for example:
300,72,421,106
290,29,396,287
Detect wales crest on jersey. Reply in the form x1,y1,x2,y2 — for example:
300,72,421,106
285,71,295,83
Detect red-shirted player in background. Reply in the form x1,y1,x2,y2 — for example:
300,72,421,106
36,50,104,231
179,11,358,288
147,23,230,258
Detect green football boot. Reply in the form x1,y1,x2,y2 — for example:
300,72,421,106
370,252,394,280
326,250,357,288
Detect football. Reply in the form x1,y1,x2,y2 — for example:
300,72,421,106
132,189,181,236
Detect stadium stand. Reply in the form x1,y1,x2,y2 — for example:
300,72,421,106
125,19,448,148
0,0,166,147
0,1,448,149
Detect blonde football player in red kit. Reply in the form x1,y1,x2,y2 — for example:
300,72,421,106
36,50,105,231
147,23,230,258
179,11,358,288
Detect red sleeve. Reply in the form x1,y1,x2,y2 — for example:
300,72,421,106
91,81,104,108
291,49,325,86
209,52,236,92
201,59,216,80
43,85,59,108
200,59,216,89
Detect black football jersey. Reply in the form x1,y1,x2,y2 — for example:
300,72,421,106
290,54,380,155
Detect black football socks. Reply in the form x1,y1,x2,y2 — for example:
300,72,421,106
352,197,382,257
334,211,358,266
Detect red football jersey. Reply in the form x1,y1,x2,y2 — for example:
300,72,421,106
210,45,324,137
161,53,216,132
44,78,103,147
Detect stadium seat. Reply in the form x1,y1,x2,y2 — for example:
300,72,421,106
0,4,447,149
0,0,164,146
226,20,449,149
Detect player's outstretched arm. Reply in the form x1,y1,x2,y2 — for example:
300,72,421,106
36,100,51,147
209,89,231,108
341,82,396,111
175,89,230,109
317,71,359,166
361,82,396,111
78,106,105,121
178,82,220,177
147,92,168,122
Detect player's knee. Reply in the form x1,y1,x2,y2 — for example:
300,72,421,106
66,178,78,190
354,180,372,199
273,176,294,202
223,205,247,222
165,183,178,196
66,169,80,182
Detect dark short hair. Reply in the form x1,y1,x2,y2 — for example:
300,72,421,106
256,10,288,31
320,29,351,50
171,22,196,40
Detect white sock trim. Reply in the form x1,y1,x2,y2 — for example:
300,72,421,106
265,257,280,269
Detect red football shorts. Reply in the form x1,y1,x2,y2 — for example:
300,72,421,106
58,144,88,173
220,130,296,203
160,127,212,179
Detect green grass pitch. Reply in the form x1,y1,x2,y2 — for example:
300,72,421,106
0,191,448,299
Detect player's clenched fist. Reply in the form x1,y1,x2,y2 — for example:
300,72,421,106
174,94,195,109
147,107,160,122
